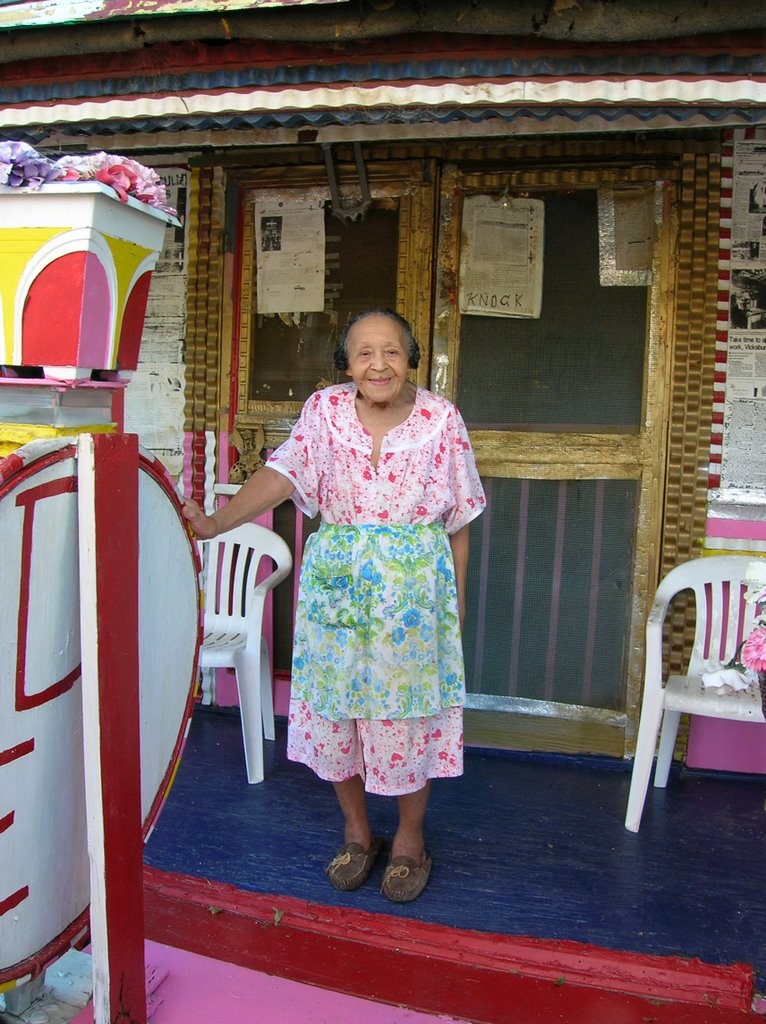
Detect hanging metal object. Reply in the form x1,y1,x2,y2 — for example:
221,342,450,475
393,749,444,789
322,142,372,224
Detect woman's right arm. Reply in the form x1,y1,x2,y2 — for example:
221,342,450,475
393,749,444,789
182,465,295,539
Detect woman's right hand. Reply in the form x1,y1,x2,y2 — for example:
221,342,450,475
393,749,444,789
182,498,218,540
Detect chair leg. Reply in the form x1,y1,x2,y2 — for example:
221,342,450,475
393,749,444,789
624,693,664,833
199,666,216,706
260,638,276,742
654,710,681,788
233,655,265,784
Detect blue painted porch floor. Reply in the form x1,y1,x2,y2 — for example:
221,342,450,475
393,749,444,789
144,706,766,993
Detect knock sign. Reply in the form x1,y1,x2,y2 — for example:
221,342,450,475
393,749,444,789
0,443,199,988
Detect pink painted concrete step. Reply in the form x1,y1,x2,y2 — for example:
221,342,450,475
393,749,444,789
71,940,465,1024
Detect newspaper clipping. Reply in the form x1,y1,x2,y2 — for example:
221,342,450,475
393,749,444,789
722,141,766,489
458,196,544,319
255,201,325,315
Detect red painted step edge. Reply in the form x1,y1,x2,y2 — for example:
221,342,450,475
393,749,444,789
143,866,758,1024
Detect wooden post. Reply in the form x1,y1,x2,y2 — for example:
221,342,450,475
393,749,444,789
78,433,147,1024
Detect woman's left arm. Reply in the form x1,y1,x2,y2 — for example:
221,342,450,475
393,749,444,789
450,524,470,628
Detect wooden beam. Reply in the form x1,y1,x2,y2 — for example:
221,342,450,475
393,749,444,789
144,865,756,1024
78,433,147,1024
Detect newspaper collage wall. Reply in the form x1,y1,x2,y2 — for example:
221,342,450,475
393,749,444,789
721,140,766,491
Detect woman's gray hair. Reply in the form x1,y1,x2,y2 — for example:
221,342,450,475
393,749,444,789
333,308,421,372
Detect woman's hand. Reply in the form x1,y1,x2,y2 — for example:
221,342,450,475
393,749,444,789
180,467,295,541
182,498,218,540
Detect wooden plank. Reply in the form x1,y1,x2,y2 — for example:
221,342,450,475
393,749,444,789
78,433,146,1024
143,865,757,1023
464,709,626,757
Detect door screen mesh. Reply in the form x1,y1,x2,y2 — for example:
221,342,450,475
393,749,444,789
456,191,647,430
464,476,638,711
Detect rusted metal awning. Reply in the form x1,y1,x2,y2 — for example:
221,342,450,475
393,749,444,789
0,0,345,31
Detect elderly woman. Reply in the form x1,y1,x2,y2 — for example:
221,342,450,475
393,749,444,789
184,309,485,902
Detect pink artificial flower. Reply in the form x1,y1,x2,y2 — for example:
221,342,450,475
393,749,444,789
741,626,766,673
95,162,136,203
48,150,176,215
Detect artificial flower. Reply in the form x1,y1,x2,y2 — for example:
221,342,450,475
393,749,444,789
0,141,176,215
0,140,57,189
741,625,766,674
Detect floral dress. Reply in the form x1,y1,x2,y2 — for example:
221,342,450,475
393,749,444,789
266,382,485,723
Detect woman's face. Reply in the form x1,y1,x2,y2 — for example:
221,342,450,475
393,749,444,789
345,315,411,408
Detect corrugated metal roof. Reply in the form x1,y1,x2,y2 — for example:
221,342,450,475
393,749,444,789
0,0,344,31
2,43,766,145
3,51,766,108
4,104,762,148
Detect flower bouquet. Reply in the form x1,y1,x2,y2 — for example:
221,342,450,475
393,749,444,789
740,568,766,679
0,139,176,215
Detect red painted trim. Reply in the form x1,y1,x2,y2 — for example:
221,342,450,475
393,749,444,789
143,867,757,1023
0,909,90,987
88,434,146,1023
192,432,207,506
111,387,125,432
15,476,80,711
5,32,766,89
229,187,245,438
0,738,34,766
0,887,29,917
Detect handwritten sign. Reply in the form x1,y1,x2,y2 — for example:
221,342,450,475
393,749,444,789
459,196,544,319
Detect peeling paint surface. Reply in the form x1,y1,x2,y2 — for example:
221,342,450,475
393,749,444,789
0,0,343,31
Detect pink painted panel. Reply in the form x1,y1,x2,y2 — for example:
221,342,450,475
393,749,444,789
78,253,112,367
687,716,766,774
72,939,466,1024
706,518,766,541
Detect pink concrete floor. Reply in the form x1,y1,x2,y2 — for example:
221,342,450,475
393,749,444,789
71,940,467,1024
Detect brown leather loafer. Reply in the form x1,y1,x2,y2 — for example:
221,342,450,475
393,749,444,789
380,853,433,903
326,837,385,891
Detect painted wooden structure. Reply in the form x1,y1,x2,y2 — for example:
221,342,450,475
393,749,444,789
3,6,766,1020
0,180,198,1023
0,183,170,379
0,441,200,1000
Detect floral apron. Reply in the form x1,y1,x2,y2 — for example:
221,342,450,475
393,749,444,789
291,522,466,720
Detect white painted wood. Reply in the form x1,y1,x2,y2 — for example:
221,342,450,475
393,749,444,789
0,454,89,976
0,444,199,988
76,434,111,1024
203,430,216,516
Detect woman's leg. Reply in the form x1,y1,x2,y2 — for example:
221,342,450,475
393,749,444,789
392,780,431,864
327,776,383,891
333,775,373,850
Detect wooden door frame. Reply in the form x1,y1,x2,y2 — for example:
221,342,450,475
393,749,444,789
230,160,438,446
432,164,679,757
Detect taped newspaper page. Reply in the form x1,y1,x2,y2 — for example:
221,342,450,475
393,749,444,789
721,333,766,489
255,201,325,314
459,196,544,318
721,140,766,489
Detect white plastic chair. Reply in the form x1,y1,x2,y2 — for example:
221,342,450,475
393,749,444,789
199,522,293,784
624,555,766,832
